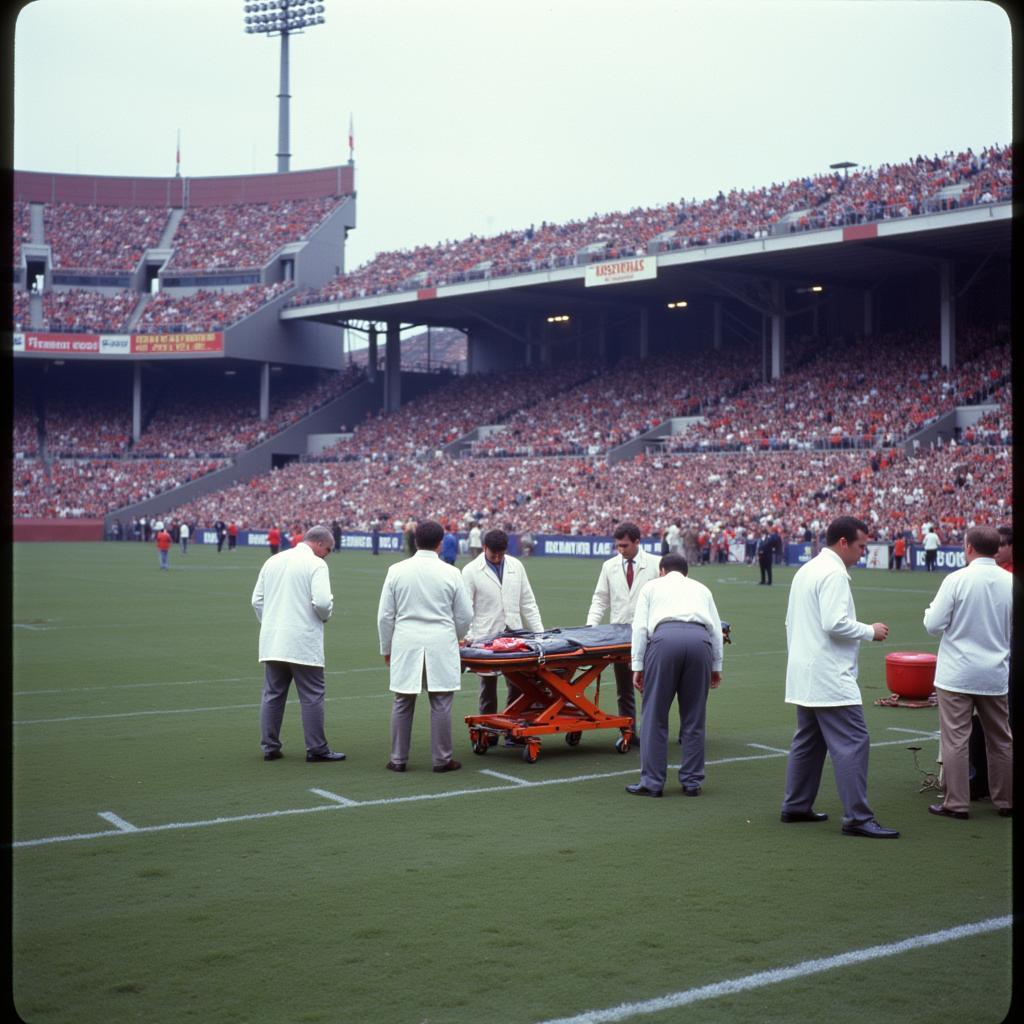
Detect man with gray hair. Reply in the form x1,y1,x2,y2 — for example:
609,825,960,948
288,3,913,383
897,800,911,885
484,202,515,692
924,524,1013,820
252,524,346,763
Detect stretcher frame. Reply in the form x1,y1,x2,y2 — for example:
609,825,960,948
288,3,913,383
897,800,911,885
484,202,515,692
462,639,634,763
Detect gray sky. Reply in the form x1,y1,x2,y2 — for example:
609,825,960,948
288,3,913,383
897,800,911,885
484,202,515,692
12,0,1013,270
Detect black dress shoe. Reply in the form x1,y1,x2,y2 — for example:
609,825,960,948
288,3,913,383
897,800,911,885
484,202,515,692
433,760,461,773
306,750,346,762
682,785,702,797
263,750,283,761
625,784,662,797
997,808,1013,818
928,803,968,820
386,760,406,772
780,810,828,823
842,819,900,838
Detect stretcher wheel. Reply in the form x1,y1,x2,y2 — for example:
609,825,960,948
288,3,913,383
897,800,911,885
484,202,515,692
473,737,489,755
522,743,539,764
615,735,631,754
566,731,582,747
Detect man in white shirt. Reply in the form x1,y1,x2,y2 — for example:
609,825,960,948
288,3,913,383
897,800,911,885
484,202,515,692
586,522,659,744
378,520,474,773
462,528,544,717
468,522,483,559
922,526,940,571
251,524,344,762
781,515,899,838
923,525,1013,820
626,554,723,797
179,520,190,554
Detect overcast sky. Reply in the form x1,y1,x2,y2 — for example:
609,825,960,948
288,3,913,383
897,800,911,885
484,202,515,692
12,0,1013,270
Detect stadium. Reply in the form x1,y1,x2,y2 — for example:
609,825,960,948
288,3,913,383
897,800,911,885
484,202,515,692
8,4,1014,1024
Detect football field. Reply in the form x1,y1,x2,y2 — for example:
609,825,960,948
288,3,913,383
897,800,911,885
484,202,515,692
10,543,1012,1024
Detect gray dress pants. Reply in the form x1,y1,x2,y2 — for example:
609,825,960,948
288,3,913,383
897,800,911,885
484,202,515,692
390,667,455,768
260,660,330,755
781,704,874,826
638,622,713,792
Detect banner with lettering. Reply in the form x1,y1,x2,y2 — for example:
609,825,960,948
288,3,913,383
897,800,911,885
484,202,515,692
584,256,657,288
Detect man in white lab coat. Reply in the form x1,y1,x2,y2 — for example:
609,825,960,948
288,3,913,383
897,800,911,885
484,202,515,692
923,525,1013,820
586,522,659,741
252,524,344,762
781,515,899,838
378,520,474,773
462,528,544,715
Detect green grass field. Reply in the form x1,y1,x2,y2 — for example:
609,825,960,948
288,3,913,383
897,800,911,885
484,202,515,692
10,543,1012,1024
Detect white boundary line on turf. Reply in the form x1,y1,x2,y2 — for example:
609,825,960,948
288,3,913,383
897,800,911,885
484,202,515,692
97,811,138,832
479,769,534,785
10,728,940,850
533,915,1012,1024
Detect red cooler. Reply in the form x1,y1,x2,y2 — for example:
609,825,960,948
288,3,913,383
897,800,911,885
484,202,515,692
884,652,937,699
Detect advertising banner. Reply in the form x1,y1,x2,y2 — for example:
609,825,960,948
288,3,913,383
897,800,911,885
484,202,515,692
909,545,966,572
584,256,657,288
864,543,889,570
131,331,223,354
16,331,101,354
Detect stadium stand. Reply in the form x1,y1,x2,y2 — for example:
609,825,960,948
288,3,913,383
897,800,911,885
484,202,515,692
164,197,343,271
43,202,170,271
134,281,293,333
291,144,1012,305
40,288,139,333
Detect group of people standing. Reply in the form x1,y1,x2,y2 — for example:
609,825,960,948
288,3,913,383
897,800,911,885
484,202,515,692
246,513,1013,834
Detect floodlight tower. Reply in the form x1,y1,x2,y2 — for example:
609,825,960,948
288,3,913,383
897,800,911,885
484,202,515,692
243,0,327,173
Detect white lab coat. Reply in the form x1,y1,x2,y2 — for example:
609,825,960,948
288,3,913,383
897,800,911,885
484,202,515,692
586,547,659,625
377,550,473,693
923,556,1012,695
784,547,874,706
461,553,543,641
251,543,333,667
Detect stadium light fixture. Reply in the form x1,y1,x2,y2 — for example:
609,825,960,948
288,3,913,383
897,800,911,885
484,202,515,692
667,300,688,309
546,314,570,324
243,1,328,172
829,160,858,179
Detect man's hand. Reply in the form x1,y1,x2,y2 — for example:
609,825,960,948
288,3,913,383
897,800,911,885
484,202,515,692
633,671,644,692
871,622,889,642
710,671,722,689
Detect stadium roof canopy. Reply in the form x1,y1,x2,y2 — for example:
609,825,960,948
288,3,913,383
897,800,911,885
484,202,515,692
281,203,1010,331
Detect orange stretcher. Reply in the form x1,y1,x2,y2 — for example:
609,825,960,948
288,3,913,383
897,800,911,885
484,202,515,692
461,622,731,763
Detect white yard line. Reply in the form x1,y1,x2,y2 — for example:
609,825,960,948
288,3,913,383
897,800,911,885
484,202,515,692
11,729,936,850
534,916,1011,1024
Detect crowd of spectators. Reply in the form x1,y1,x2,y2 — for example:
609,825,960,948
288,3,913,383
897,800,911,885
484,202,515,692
39,288,139,334
165,197,342,271
13,287,32,330
664,328,1008,453
42,202,170,271
135,281,293,333
13,200,32,266
291,144,1011,306
469,347,760,457
158,436,1010,551
318,362,598,461
12,456,228,519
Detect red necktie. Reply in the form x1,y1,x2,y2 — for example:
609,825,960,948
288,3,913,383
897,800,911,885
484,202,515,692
626,559,634,589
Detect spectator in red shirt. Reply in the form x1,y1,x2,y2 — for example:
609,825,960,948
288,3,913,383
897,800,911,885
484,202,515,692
268,526,281,555
155,522,172,571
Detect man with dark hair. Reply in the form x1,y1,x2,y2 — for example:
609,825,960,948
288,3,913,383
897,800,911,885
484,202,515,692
995,525,1013,573
924,524,1013,820
780,515,899,838
252,524,345,763
586,521,659,744
756,527,774,585
626,554,724,798
923,526,940,571
377,519,473,773
462,527,544,717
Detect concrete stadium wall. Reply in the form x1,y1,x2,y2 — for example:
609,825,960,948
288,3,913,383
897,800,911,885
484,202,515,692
13,519,105,541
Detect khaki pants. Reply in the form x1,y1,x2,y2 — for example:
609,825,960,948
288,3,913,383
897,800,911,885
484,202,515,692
937,689,1012,813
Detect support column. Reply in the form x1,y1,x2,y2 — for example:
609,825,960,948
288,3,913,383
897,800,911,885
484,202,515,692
367,323,378,382
939,261,955,370
132,362,142,443
259,362,270,422
639,308,649,360
713,300,723,350
863,288,874,338
524,320,533,367
770,280,785,379
385,320,401,413
598,310,607,363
